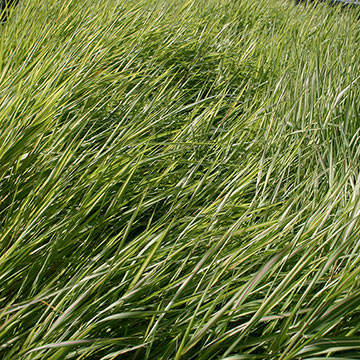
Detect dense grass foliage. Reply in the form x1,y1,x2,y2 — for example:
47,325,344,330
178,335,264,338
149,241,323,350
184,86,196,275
1,0,360,358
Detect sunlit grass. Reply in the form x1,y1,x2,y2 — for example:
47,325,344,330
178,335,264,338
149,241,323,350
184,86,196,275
1,0,360,358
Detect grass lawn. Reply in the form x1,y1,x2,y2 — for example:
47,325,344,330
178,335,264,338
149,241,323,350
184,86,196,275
1,0,360,358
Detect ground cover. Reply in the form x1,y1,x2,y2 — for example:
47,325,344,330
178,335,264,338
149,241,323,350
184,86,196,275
1,0,360,358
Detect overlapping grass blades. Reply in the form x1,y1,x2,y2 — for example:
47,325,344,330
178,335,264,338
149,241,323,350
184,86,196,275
1,0,360,359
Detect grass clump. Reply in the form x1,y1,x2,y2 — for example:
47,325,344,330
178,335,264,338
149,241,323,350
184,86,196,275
1,0,360,359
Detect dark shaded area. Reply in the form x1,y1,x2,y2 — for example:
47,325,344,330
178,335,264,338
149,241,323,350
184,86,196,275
295,0,359,6
1,0,19,22
294,0,332,4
